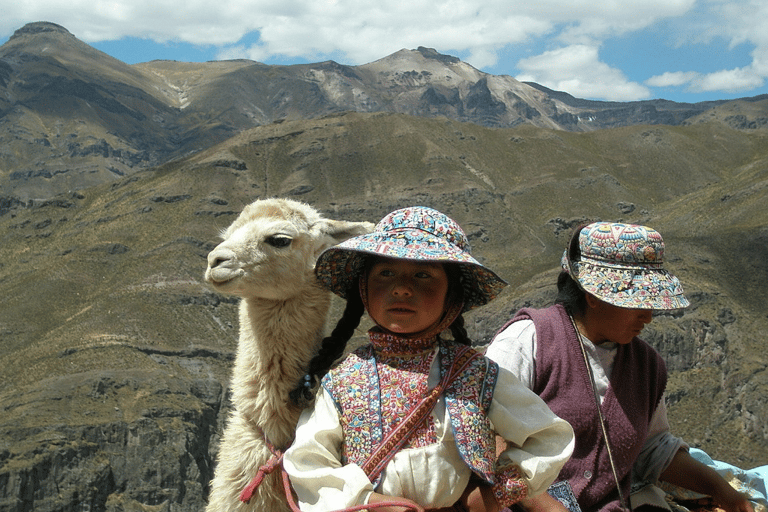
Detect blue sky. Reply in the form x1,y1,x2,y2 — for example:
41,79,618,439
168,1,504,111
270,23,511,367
2,0,767,103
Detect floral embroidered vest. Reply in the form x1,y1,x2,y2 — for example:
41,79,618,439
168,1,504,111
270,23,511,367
322,332,500,485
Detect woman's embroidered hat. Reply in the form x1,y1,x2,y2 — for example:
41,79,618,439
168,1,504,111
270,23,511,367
562,222,689,310
315,206,507,310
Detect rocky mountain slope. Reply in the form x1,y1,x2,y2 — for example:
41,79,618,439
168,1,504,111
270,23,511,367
1,110,767,511
3,21,767,204
1,20,767,512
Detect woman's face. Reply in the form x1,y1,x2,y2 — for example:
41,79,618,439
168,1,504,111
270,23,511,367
366,257,449,335
584,295,654,345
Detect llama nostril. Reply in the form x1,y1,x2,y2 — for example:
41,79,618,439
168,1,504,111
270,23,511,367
207,247,236,269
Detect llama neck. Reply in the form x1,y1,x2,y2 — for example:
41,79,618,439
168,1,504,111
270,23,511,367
241,288,331,365
230,284,331,443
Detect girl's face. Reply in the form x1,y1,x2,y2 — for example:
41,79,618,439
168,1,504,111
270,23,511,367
366,258,450,335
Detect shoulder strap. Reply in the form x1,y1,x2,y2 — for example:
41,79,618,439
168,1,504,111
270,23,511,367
361,345,480,482
568,314,631,511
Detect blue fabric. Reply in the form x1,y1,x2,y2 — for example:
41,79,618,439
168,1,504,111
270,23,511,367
690,448,767,507
660,448,767,510
547,480,582,512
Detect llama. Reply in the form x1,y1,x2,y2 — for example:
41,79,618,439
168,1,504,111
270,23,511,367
203,197,373,512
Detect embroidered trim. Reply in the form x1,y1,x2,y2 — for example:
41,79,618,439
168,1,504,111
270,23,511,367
443,344,499,483
369,329,438,354
323,347,381,466
492,463,528,508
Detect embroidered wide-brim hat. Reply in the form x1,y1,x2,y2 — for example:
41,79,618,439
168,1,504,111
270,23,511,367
315,206,507,310
562,221,689,310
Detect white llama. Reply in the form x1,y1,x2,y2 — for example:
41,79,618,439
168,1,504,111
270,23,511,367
203,197,373,512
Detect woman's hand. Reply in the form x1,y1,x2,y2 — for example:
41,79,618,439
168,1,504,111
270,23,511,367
513,492,570,512
458,483,501,512
366,491,423,512
660,450,755,512
710,486,755,512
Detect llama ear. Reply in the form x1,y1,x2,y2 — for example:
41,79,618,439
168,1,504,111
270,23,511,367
311,219,374,259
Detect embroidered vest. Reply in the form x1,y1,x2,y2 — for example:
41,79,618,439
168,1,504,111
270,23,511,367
505,305,667,512
322,339,500,485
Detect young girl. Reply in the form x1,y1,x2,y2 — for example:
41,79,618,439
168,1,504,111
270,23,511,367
283,206,575,512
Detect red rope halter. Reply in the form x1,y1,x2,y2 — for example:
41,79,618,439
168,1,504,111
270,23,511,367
238,427,424,512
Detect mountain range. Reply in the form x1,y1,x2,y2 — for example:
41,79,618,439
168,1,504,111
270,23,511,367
1,21,767,512
3,21,767,206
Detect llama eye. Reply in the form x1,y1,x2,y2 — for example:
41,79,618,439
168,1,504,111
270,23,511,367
265,235,292,248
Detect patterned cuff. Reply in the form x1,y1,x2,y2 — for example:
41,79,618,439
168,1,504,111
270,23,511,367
492,464,529,508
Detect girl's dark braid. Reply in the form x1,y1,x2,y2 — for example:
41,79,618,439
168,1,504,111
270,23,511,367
444,263,470,346
449,314,470,345
289,281,365,406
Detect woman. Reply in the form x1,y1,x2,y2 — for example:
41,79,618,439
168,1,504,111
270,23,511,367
486,222,753,512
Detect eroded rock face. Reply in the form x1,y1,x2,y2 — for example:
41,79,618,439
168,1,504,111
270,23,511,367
0,368,231,512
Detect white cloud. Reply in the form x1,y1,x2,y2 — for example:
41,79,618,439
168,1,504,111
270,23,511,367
716,0,768,85
659,0,768,93
2,0,767,101
552,0,696,44
214,5,555,67
1,0,253,45
646,71,699,88
516,44,651,101
647,67,765,95
751,46,768,77
714,0,768,47
692,67,765,93
0,0,695,64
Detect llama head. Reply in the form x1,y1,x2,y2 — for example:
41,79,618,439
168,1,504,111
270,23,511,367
205,198,373,300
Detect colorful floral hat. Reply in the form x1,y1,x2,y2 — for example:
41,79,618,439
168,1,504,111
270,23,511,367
561,222,689,310
315,206,507,310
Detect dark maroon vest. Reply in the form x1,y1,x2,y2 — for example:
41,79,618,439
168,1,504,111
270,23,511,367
503,305,666,512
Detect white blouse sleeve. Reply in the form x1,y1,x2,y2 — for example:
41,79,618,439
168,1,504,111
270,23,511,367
485,319,537,389
283,388,374,511
490,366,575,497
633,397,688,482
